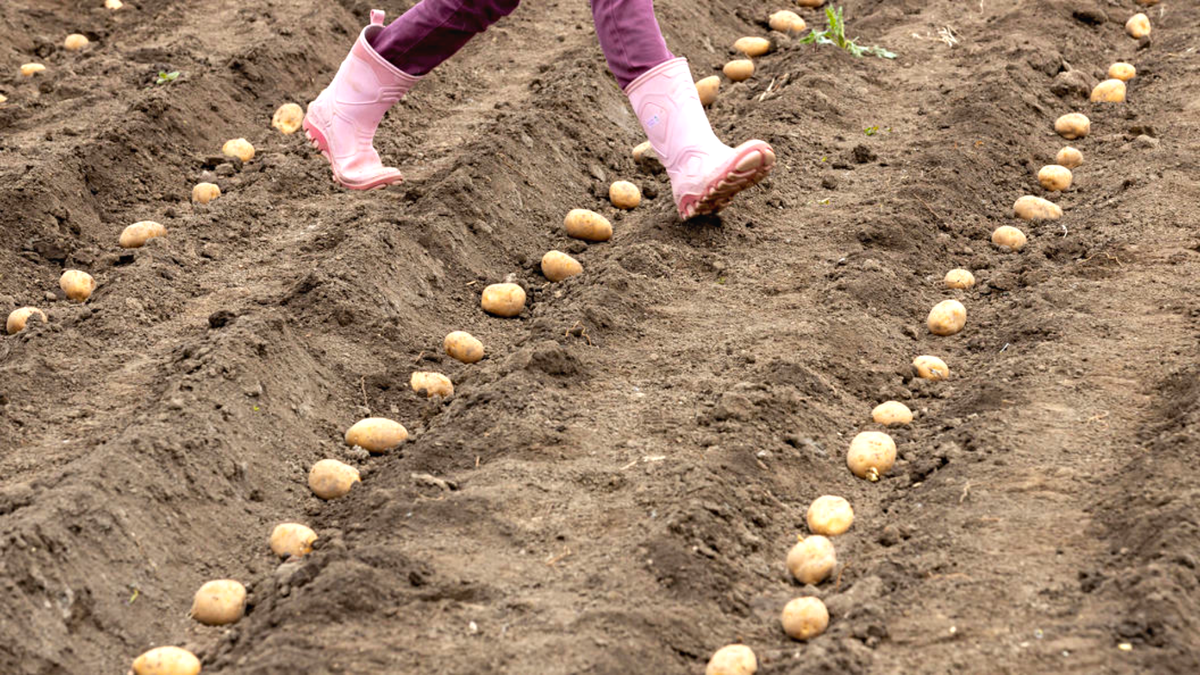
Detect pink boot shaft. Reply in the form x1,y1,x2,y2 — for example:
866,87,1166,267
303,10,419,190
624,57,775,219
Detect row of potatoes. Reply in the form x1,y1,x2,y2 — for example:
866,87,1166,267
704,4,1159,674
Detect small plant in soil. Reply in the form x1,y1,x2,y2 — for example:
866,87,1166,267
155,70,181,85
800,6,896,59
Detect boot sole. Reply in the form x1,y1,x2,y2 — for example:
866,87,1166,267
302,117,402,191
680,141,776,220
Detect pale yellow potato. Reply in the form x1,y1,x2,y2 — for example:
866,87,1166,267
411,371,454,398
272,102,304,134
1090,79,1126,103
444,331,485,364
913,355,949,381
734,37,771,58
631,141,654,162
20,63,46,77
344,417,408,453
1056,146,1083,169
270,523,317,558
106,0,124,9
769,10,806,33
564,209,613,242
706,644,757,675
786,535,836,585
6,307,47,335
1126,13,1151,39
64,34,90,51
222,138,255,163
60,270,95,303
308,459,361,500
481,283,526,317
132,646,201,675
120,221,167,249
1108,63,1136,82
1013,196,1062,221
871,400,913,426
847,431,896,481
1136,0,1159,5
927,299,966,337
541,251,583,282
190,579,246,626
610,180,642,209
1054,113,1090,140
944,268,975,289
781,597,829,641
0,94,7,104
192,182,221,204
1037,166,1072,192
992,225,1029,252
807,495,854,536
723,60,755,82
695,76,720,107
797,0,825,6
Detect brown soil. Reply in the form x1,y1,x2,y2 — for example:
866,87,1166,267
3,0,1199,673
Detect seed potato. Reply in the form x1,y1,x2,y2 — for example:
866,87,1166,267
20,63,46,77
6,307,47,335
120,221,167,249
190,579,246,626
705,644,757,675
723,60,755,82
992,225,1029,252
1108,63,1136,82
1037,165,1072,192
1126,13,1151,39
0,94,6,104
695,76,720,106
797,0,825,6
781,597,829,641
269,523,317,558
308,459,361,500
64,34,90,51
631,141,654,162
927,299,966,337
481,283,526,317
769,11,806,33
345,417,408,453
411,371,454,398
542,251,583,282
131,646,201,675
734,37,771,58
60,270,95,302
1056,146,1083,169
444,331,485,363
913,355,950,381
564,209,613,242
222,138,255,163
944,268,975,289
786,535,837,585
106,0,123,8
807,495,854,536
272,103,304,134
192,182,221,204
846,431,896,481
1054,113,1090,140
871,400,913,426
1090,79,1126,103
1013,196,1061,222
610,180,642,209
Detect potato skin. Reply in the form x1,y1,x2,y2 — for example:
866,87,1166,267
192,182,221,204
120,221,167,249
270,523,318,558
6,307,47,335
807,495,854,536
132,646,201,675
1013,196,1061,222
1090,79,1126,103
564,209,613,242
944,268,975,289
723,60,755,82
411,371,454,398
20,63,46,77
345,417,408,453
60,270,95,302
609,181,642,209
1054,113,1090,140
927,299,967,336
541,251,583,282
1108,63,1136,82
734,37,771,57
786,535,837,585
444,331,485,363
1037,165,1072,192
631,141,654,162
913,355,950,381
64,34,89,51
191,579,247,626
481,283,526,317
871,400,913,426
769,11,805,33
272,103,304,134
1126,13,1151,39
846,431,896,481
1056,147,1083,169
695,76,720,107
222,138,255,163
781,597,830,641
308,459,361,500
706,644,757,675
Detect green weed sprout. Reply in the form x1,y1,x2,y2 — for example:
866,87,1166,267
799,6,896,59
155,70,180,85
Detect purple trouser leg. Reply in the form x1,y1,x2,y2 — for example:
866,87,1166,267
367,0,673,88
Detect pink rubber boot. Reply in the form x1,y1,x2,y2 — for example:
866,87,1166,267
303,10,420,190
625,58,775,220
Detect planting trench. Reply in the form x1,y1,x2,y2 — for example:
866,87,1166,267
1,0,1199,673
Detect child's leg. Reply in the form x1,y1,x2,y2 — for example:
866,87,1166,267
369,0,522,75
589,0,674,88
